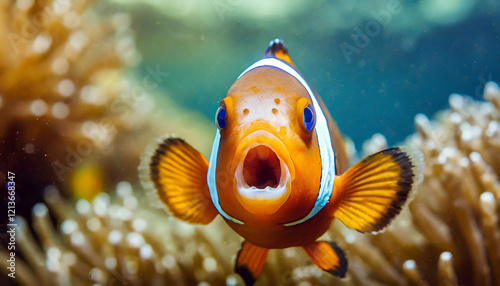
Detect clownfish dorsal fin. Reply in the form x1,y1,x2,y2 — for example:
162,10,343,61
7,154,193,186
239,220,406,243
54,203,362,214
235,241,269,286
330,147,423,233
141,136,218,224
264,38,294,65
303,241,348,277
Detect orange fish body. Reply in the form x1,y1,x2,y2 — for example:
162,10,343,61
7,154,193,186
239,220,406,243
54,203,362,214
143,39,421,285
217,65,343,249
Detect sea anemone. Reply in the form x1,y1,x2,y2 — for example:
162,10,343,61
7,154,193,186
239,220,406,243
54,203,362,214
0,183,240,285
331,81,500,286
0,0,213,218
0,0,142,193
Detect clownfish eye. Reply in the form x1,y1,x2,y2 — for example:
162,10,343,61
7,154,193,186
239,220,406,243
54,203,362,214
215,106,226,129
302,104,316,133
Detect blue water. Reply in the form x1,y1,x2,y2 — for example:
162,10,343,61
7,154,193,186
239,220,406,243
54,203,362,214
108,0,500,148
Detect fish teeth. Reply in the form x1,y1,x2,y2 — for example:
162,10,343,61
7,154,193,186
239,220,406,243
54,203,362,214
263,181,275,190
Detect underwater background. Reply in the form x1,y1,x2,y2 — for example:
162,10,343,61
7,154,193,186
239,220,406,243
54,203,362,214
1,0,500,285
100,0,500,146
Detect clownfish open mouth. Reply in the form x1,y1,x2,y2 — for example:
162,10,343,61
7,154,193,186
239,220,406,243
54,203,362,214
243,145,281,189
234,131,295,215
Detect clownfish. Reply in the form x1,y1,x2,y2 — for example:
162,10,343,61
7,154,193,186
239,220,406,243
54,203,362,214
141,39,422,285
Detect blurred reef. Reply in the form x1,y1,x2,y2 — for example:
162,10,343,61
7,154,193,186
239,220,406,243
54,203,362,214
2,84,500,285
0,0,213,230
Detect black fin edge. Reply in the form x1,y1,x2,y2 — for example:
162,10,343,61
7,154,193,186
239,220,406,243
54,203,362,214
325,242,348,278
146,136,218,224
235,265,256,286
265,38,288,57
149,137,193,181
234,242,257,286
367,147,415,232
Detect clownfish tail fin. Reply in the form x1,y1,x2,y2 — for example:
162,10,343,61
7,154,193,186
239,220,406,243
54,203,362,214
264,38,294,65
331,147,424,233
303,241,348,278
235,241,269,286
139,136,218,224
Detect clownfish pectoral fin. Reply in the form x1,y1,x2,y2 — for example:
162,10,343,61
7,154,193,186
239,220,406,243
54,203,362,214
331,147,423,233
303,241,348,278
235,241,269,286
264,38,294,65
141,137,218,224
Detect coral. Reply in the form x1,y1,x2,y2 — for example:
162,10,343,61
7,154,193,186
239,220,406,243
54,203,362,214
0,183,240,286
0,0,213,215
0,0,142,191
2,82,499,285
329,81,500,285
0,183,353,285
